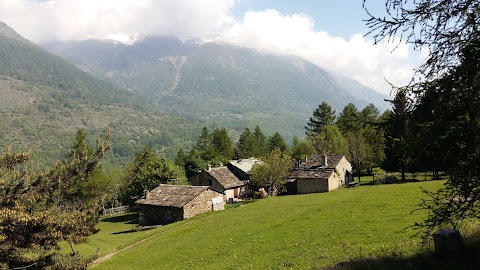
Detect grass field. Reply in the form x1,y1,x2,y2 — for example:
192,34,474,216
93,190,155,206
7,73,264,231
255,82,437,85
82,180,447,269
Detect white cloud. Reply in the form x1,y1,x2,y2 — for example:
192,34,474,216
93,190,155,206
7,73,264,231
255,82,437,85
223,9,425,94
0,2,425,94
0,0,237,42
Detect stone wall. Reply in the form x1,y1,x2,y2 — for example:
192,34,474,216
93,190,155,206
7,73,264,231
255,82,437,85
138,205,184,226
336,157,353,185
297,178,329,194
328,173,341,191
191,171,225,193
184,189,223,219
296,173,340,194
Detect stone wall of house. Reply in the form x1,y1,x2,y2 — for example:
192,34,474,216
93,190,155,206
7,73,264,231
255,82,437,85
184,189,223,219
328,173,341,191
336,157,353,185
138,205,184,226
297,178,329,194
227,164,249,180
191,172,225,193
296,173,341,194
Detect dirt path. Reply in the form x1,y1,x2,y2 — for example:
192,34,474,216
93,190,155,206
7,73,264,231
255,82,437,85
90,220,196,267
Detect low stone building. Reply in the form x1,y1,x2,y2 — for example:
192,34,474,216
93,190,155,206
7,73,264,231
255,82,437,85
191,166,247,201
135,185,224,226
288,154,353,194
227,158,262,181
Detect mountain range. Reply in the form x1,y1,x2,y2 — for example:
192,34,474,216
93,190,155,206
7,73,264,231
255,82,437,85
0,21,390,166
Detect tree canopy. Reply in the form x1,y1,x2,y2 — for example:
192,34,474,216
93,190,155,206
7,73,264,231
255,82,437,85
0,130,111,269
305,101,336,137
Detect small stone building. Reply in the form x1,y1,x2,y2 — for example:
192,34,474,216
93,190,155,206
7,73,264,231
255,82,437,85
288,154,353,194
135,185,224,226
191,166,247,201
227,158,262,181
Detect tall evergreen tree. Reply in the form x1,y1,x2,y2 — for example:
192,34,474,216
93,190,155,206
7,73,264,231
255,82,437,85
195,127,211,152
336,103,361,133
253,125,268,157
0,131,111,269
381,90,409,181
236,128,256,158
268,132,288,153
305,101,336,136
211,127,234,159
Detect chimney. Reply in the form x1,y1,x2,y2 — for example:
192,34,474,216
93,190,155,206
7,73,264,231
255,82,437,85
145,190,150,199
324,155,328,167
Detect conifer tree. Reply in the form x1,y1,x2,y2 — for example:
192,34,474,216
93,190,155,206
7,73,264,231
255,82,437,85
305,101,336,136
0,130,111,269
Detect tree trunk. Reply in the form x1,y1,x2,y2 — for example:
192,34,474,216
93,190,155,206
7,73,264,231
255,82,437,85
401,170,406,181
69,241,77,256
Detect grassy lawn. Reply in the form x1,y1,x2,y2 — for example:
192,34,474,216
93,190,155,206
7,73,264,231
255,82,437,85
88,180,446,269
59,213,162,258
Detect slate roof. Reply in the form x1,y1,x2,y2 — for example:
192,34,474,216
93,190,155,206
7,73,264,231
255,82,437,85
207,166,246,189
135,185,211,208
290,168,335,179
228,158,262,174
299,154,344,170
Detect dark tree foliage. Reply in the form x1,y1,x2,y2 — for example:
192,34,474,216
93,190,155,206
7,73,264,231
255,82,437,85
122,148,184,205
268,133,288,153
305,101,336,136
253,125,268,157
363,0,480,78
360,104,385,173
291,137,315,165
211,127,234,159
382,91,409,181
183,149,208,180
236,128,256,158
411,42,480,234
195,127,211,153
365,0,480,237
336,103,361,134
0,131,111,269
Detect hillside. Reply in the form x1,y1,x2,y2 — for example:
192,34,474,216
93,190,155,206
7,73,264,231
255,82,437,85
0,22,200,166
44,36,390,140
83,181,445,269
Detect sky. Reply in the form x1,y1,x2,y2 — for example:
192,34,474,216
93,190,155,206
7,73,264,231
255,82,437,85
0,0,427,94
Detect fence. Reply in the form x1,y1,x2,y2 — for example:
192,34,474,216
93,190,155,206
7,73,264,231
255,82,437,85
102,206,129,216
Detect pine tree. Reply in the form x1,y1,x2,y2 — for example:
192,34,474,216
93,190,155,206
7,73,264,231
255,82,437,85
253,125,268,157
336,103,361,134
0,130,111,269
268,133,288,153
211,127,234,159
305,101,336,136
381,90,409,181
236,128,256,158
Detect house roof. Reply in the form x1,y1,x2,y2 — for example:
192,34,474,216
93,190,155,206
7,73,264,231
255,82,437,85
207,166,246,189
290,168,335,179
135,185,212,208
299,154,344,170
228,158,262,174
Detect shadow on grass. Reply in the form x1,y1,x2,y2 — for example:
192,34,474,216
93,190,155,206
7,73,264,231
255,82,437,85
101,212,138,224
328,238,480,270
112,226,159,235
225,200,257,210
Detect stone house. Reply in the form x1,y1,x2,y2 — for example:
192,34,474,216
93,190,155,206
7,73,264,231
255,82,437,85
227,158,262,181
135,185,224,226
191,166,247,201
288,154,353,194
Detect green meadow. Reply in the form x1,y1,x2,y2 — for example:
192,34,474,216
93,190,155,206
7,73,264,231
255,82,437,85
81,180,447,269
